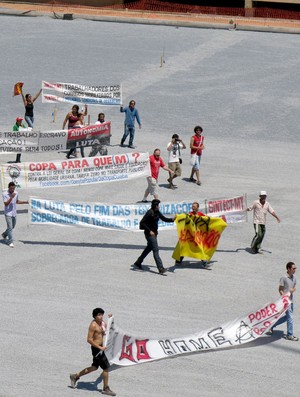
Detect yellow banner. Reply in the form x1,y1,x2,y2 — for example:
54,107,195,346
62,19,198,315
172,214,227,261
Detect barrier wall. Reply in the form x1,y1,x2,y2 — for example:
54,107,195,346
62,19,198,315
4,0,300,20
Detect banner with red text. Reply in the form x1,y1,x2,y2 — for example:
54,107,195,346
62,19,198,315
172,214,227,262
104,294,290,366
0,152,150,189
42,81,121,106
0,123,111,154
28,199,191,230
205,194,247,223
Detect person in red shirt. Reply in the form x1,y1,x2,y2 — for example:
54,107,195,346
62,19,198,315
175,202,207,266
190,126,205,185
141,148,173,202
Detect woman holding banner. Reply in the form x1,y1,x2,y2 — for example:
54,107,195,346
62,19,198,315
63,104,87,158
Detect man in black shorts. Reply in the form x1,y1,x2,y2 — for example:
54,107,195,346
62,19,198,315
70,308,116,396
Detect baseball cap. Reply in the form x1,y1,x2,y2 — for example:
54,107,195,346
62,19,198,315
16,117,23,122
259,191,267,196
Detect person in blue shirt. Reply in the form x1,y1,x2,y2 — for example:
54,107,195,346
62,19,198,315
120,99,141,148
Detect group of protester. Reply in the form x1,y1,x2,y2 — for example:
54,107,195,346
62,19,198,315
2,86,297,395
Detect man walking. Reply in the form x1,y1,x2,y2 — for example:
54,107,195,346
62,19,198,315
141,148,174,202
166,133,186,189
247,191,280,254
269,262,298,341
120,100,141,148
134,199,175,274
70,308,116,395
2,181,28,248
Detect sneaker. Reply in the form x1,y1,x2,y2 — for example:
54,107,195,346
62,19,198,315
286,335,299,341
9,243,14,248
159,267,167,274
189,177,196,183
70,373,78,388
102,386,116,396
141,199,149,203
134,262,142,270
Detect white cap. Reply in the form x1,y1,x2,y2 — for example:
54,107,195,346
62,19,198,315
260,191,267,196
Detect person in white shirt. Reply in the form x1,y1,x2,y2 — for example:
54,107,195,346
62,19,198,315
247,191,280,254
2,181,28,248
166,134,186,189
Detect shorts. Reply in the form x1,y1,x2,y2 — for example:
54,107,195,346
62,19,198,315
91,346,110,370
147,177,158,196
190,154,202,170
168,161,182,177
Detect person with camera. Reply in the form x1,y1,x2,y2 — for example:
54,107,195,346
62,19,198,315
166,134,186,189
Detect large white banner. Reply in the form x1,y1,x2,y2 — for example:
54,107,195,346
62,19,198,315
28,196,248,230
29,200,192,230
105,294,290,366
205,195,247,223
1,152,150,189
42,81,121,106
0,123,111,154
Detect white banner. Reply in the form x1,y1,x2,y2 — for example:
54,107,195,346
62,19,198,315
27,195,248,230
205,194,247,223
29,200,192,230
42,81,121,106
1,152,150,189
0,123,111,154
105,294,290,366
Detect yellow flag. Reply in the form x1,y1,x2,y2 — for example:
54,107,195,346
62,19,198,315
172,214,227,261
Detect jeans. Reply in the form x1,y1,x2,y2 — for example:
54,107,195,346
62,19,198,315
273,303,294,336
3,215,16,244
251,224,265,252
25,115,34,128
121,125,135,146
136,234,164,270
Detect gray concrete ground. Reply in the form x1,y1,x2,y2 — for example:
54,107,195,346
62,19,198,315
0,15,300,397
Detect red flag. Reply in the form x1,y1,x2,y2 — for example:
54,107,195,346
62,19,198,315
13,82,24,96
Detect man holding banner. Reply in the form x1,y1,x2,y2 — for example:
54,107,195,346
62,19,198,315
70,308,116,395
175,201,206,266
247,191,280,254
134,199,175,274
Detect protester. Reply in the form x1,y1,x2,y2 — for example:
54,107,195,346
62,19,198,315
247,191,280,254
189,126,205,185
141,148,174,202
69,308,116,395
120,99,141,148
166,133,186,189
89,113,107,157
63,104,88,158
175,202,206,266
20,87,42,128
269,262,298,341
134,199,175,274
2,181,28,248
13,117,26,163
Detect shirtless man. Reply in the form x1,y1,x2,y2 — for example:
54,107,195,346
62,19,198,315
70,308,116,396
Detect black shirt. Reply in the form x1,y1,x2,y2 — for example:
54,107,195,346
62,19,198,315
140,209,173,236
